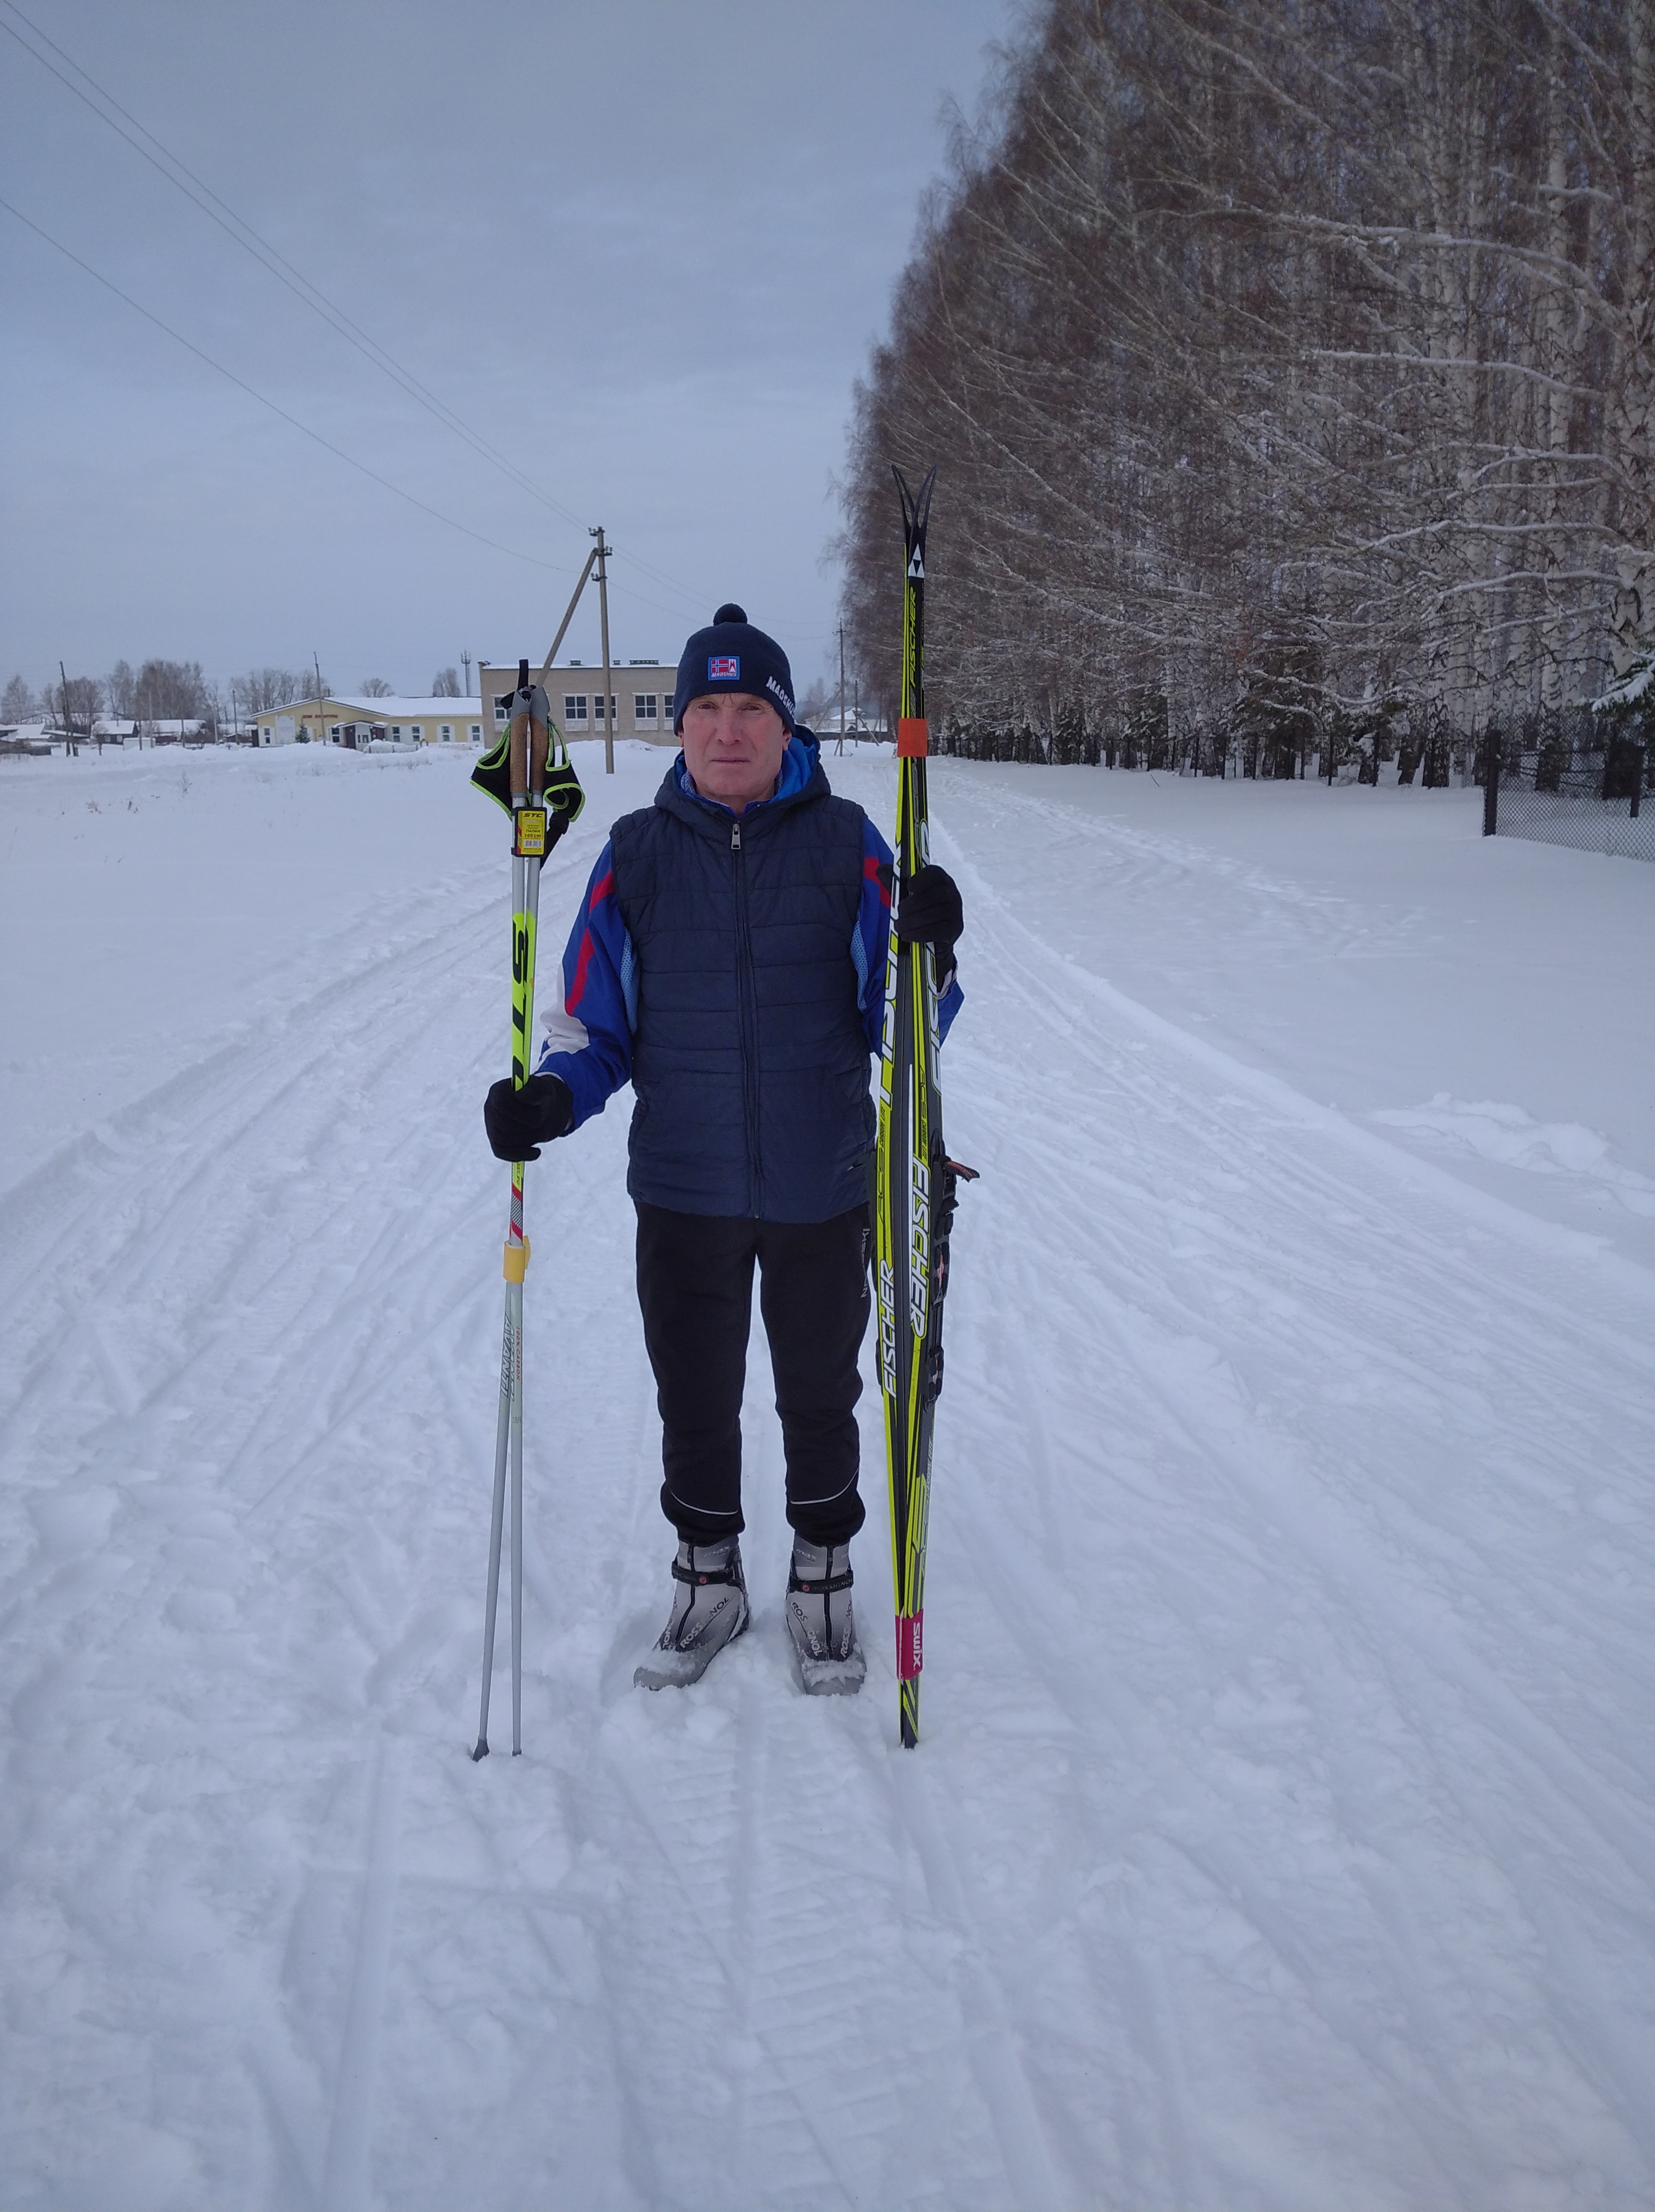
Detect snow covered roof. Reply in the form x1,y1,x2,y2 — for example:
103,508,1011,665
257,696,482,719
335,696,482,718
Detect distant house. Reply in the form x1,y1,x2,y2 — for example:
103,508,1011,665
252,696,485,749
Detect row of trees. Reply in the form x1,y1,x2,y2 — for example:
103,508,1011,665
1,662,322,731
840,0,1653,758
3,664,474,731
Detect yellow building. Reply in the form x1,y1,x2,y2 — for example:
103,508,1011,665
253,695,485,748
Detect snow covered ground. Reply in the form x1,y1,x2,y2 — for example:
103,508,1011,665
2,741,1651,2210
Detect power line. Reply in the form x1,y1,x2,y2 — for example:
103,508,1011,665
3,190,713,633
0,0,730,617
0,194,573,576
1,0,752,623
0,0,593,538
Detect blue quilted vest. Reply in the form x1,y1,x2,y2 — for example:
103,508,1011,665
609,746,874,1221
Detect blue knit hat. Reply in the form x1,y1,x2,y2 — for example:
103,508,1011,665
671,604,795,735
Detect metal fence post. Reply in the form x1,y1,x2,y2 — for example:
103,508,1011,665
1483,729,1500,837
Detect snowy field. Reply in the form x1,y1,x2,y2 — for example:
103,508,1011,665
2,740,1651,2210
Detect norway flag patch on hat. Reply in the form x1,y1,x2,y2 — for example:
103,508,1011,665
708,654,740,680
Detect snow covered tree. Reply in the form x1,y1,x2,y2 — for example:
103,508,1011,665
104,661,136,717
229,668,309,713
838,0,1649,751
431,668,462,696
135,660,208,719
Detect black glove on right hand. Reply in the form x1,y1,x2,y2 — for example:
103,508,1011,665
892,862,964,983
484,1072,574,1161
892,863,964,951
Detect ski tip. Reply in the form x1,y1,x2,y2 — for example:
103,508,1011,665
892,463,938,537
470,1739,489,1762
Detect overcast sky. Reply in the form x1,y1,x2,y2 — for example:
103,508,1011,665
1,0,1017,703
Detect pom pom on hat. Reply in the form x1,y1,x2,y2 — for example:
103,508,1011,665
713,603,747,624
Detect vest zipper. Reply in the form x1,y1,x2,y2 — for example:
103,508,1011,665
730,817,763,1215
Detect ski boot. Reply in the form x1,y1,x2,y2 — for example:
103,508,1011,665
785,1538,866,1696
634,1537,749,1690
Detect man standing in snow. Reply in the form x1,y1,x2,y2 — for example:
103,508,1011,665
483,606,962,1694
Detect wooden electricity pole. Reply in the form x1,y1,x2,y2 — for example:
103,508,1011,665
591,526,615,775
837,621,846,754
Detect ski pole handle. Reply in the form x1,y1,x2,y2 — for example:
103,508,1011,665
508,656,551,799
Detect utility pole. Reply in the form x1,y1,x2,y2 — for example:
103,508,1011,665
590,526,615,775
59,659,76,757
313,652,325,746
461,649,473,698
837,622,846,754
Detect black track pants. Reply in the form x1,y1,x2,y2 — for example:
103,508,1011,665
634,1201,871,1547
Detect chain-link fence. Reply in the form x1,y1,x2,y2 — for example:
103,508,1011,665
1484,709,1653,863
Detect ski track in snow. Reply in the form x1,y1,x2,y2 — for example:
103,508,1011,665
1,748,1651,2209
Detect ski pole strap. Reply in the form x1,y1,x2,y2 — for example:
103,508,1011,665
897,717,928,758
503,1237,530,1282
896,1612,924,1680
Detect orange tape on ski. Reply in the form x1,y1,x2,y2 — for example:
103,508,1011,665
503,1237,531,1282
896,717,928,758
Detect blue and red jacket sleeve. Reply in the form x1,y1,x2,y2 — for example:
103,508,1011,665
852,816,962,1054
533,842,636,1128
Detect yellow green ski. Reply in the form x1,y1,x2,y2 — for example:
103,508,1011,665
875,466,975,1748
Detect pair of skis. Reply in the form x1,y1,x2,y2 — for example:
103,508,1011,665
875,466,975,1748
469,473,966,1752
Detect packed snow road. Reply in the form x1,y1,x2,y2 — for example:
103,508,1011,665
2,743,1651,2209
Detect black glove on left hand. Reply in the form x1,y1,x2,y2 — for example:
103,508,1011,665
484,1071,573,1161
892,864,964,957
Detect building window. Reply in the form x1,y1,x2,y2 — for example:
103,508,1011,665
441,724,452,741
494,698,508,723
634,694,658,724
565,695,588,722
469,724,481,740
391,726,402,739
330,725,341,741
409,725,422,740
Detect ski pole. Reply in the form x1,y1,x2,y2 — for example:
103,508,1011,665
473,659,550,1760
